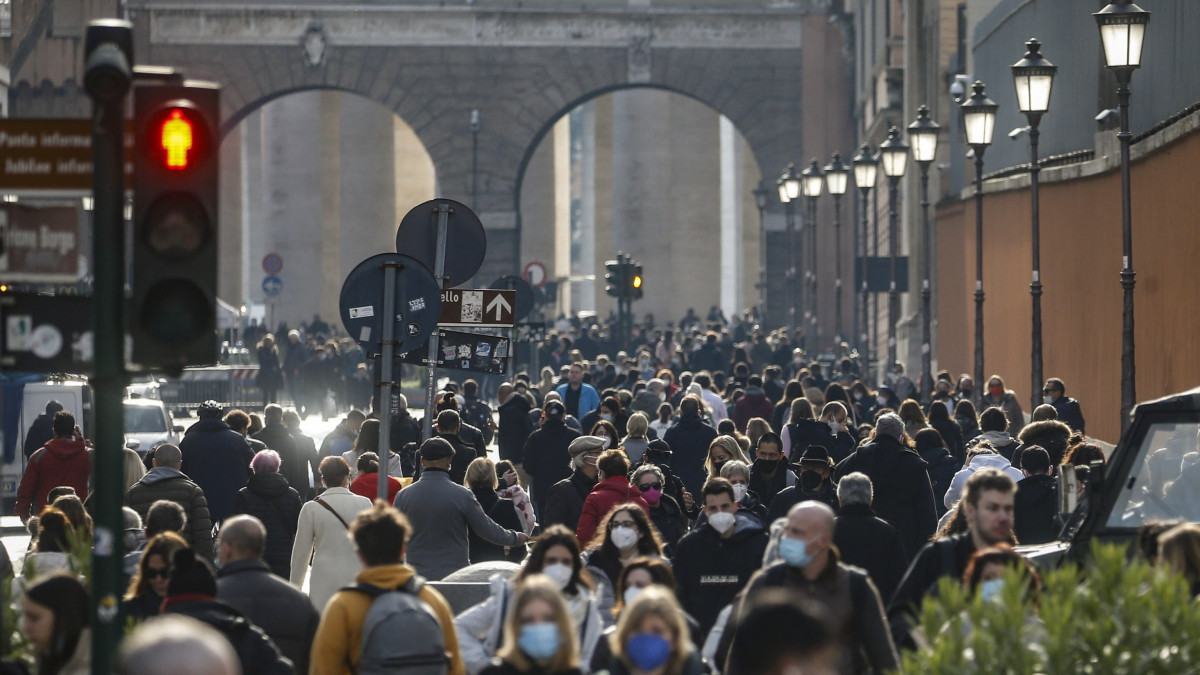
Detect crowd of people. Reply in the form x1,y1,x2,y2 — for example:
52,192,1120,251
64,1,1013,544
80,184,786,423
9,308,1200,675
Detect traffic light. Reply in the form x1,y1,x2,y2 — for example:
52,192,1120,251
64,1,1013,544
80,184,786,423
131,82,220,371
629,263,644,300
605,259,626,298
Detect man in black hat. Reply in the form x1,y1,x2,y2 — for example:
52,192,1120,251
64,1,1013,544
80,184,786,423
394,437,528,580
179,400,254,524
767,445,839,521
521,399,580,514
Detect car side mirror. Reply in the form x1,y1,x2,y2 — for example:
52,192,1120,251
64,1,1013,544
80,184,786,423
172,425,185,433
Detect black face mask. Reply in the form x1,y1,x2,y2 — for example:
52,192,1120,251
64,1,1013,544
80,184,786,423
801,470,824,491
712,460,728,475
754,458,781,472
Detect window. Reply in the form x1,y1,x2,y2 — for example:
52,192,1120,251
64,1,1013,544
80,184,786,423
1106,422,1200,529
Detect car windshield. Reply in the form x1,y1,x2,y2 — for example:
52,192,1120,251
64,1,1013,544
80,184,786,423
1107,422,1200,529
125,406,167,433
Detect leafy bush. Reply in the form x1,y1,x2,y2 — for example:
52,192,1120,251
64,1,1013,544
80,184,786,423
901,542,1200,674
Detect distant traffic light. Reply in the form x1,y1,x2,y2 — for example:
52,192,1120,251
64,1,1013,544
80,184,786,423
605,259,625,298
629,263,644,300
131,82,220,371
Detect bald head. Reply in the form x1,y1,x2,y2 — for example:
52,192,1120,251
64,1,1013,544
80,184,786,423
216,515,266,565
118,615,239,675
152,444,182,469
497,382,514,404
788,501,836,534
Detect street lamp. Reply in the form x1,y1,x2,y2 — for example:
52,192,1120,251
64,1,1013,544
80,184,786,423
824,153,849,343
802,159,824,347
778,164,800,338
1095,0,1150,429
879,127,908,373
752,181,771,327
1012,38,1057,413
908,105,940,400
852,143,878,377
961,81,997,406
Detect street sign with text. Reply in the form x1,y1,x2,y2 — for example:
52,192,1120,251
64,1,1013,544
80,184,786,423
0,292,94,372
0,203,81,283
438,288,515,327
0,119,133,190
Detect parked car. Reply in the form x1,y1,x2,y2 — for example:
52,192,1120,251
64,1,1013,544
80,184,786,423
124,398,183,455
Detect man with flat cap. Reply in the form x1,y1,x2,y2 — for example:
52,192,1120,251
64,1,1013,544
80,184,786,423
767,445,840,521
542,435,607,531
394,437,528,580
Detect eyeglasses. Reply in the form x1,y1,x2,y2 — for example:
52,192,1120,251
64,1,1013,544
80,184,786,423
145,567,170,580
638,482,662,492
612,520,639,530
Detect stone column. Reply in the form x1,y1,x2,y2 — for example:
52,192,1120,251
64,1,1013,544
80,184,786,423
218,121,244,320
740,135,763,321
577,102,597,314
239,109,265,322
339,93,397,296
719,115,742,318
553,117,572,316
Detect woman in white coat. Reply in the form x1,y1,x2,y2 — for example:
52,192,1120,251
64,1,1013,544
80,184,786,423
289,456,372,611
455,525,606,674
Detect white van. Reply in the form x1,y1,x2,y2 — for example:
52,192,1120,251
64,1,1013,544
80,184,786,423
2,378,91,512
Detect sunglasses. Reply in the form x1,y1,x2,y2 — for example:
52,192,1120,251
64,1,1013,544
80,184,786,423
638,482,663,492
145,567,170,580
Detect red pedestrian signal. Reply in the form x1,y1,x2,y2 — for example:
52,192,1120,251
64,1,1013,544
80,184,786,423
161,109,195,169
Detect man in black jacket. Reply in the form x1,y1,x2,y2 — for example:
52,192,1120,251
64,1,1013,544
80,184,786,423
216,515,319,674
22,400,62,458
672,478,768,636
831,472,907,604
1044,377,1086,434
522,400,580,513
431,410,478,485
833,413,937,564
663,395,719,497
497,383,535,485
180,401,254,524
388,394,424,454
1013,446,1058,545
125,444,214,559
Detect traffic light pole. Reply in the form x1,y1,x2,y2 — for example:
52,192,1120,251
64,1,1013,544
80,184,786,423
85,20,133,673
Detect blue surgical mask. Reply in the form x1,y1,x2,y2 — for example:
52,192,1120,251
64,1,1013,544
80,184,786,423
518,622,560,661
626,632,672,671
1043,395,1054,405
602,413,614,422
979,578,1005,603
779,536,815,568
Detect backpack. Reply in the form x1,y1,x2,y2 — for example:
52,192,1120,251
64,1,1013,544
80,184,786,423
463,398,494,445
344,576,449,675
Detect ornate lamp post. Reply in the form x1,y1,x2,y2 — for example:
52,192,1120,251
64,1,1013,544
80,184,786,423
801,159,824,347
852,144,878,377
1012,38,1057,413
778,164,802,339
825,153,849,343
908,105,940,400
1095,0,1150,429
879,127,908,372
961,81,997,405
752,181,771,327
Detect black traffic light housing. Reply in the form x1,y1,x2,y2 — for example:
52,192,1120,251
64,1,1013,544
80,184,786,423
605,259,626,298
131,81,220,372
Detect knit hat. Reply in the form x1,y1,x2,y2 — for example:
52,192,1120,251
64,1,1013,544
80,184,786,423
544,400,565,417
166,548,217,598
568,435,609,458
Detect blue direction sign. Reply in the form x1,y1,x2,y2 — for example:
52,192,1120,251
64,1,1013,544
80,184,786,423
339,253,442,355
262,275,283,297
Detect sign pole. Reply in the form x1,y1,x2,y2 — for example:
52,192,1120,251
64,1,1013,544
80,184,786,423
422,203,452,439
376,261,398,493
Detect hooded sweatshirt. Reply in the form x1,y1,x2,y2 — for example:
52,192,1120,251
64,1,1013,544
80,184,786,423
672,511,769,636
944,452,1024,509
15,437,90,519
575,476,650,546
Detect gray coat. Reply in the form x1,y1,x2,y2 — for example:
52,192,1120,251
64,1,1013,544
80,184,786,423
393,468,522,581
217,558,320,675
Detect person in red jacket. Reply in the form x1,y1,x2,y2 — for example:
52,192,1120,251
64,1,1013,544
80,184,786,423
348,452,403,504
733,375,776,433
16,411,92,523
575,449,649,545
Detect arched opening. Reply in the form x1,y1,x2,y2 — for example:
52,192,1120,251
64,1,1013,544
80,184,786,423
516,87,764,329
218,89,436,335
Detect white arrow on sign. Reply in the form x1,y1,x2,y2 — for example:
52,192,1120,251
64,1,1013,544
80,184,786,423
487,293,512,321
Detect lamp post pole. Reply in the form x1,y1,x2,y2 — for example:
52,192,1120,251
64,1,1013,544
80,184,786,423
879,127,909,373
909,105,940,400
852,144,878,377
825,153,849,343
779,164,801,339
802,159,824,350
961,81,998,406
1095,0,1150,430
752,181,770,327
1013,38,1058,412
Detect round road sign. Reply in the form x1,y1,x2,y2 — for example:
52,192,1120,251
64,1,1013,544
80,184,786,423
490,275,535,322
339,253,442,355
262,253,283,275
396,198,486,288
523,261,547,287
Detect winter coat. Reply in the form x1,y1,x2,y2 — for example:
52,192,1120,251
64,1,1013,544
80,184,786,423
630,390,663,419
931,418,967,466
1014,473,1059,545
919,445,960,515
498,393,535,463
349,471,403,504
663,413,719,497
575,476,650,546
22,414,55,459
217,558,320,674
124,466,214,559
253,422,306,497
832,503,907,603
966,429,1023,462
523,419,581,509
179,418,254,524
672,511,769,636
468,487,526,564
542,469,597,532
309,563,465,675
288,427,319,497
889,531,977,620
15,437,91,520
1050,395,1086,434
556,382,602,420
782,420,854,464
457,575,604,675
748,460,798,507
389,411,424,456
647,493,688,556
767,474,839,523
163,596,293,675
834,435,938,566
982,390,1025,437
733,387,774,432
230,471,302,577
289,486,371,611
394,468,523,581
460,422,488,459
943,452,1024,510
1015,420,1072,468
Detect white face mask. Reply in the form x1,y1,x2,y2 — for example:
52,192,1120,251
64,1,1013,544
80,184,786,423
623,585,645,607
828,419,840,434
542,562,574,590
611,526,640,551
708,511,737,535
732,484,748,502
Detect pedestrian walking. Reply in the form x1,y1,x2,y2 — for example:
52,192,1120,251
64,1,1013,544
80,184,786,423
229,450,302,578
289,456,371,611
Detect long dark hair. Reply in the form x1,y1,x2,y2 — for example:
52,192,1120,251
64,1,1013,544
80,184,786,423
518,525,593,596
585,504,665,585
26,573,89,674
126,531,188,600
352,419,380,454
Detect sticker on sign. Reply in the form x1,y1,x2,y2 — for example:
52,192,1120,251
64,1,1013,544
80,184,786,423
349,306,375,319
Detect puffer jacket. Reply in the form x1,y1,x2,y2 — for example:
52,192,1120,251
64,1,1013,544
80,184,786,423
163,596,293,675
575,476,650,546
124,466,214,559
15,437,91,519
230,471,302,578
217,558,319,674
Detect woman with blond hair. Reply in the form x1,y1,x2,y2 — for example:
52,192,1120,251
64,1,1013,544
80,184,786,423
622,412,651,464
744,418,771,450
465,457,527,564
703,436,750,484
480,575,585,675
607,586,704,675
